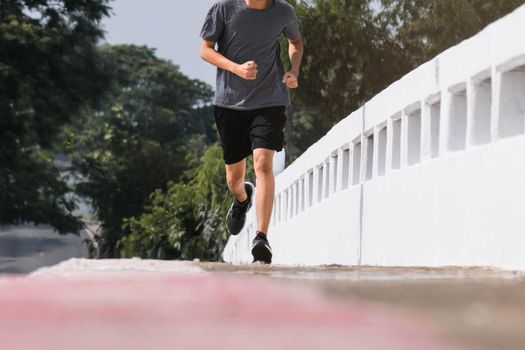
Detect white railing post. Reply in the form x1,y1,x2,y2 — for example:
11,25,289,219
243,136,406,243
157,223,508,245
329,155,337,195
282,189,288,222
372,127,380,178
386,118,394,171
349,143,356,185
298,176,305,213
400,112,409,167
421,100,432,161
421,94,441,160
312,166,320,204
287,187,293,220
491,66,501,142
336,148,345,191
304,170,311,209
322,160,329,200
289,184,295,219
466,78,475,148
439,91,450,156
293,180,300,216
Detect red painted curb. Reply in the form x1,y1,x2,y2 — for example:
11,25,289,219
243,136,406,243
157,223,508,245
0,270,459,350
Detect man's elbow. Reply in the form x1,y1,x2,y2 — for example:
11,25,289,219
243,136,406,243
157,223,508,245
289,38,304,51
200,40,215,60
199,45,207,60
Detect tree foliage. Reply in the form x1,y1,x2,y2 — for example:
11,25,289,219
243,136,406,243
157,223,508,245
119,139,258,261
379,0,525,69
0,0,110,233
286,0,401,123
119,144,233,261
63,45,216,257
284,0,525,160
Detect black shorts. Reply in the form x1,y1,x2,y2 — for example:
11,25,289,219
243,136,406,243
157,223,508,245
214,105,287,165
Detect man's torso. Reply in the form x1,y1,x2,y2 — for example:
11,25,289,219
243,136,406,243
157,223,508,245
203,0,298,110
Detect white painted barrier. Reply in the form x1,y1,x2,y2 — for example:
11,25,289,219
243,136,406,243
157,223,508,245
223,5,525,269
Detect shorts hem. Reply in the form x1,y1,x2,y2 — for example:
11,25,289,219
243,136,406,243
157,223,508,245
252,143,284,152
213,103,289,111
224,150,253,165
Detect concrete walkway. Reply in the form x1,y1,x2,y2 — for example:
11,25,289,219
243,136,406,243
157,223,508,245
0,259,466,350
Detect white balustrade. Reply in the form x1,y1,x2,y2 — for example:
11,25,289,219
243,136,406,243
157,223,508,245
223,5,525,269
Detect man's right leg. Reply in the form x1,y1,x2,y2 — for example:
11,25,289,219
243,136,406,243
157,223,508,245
225,158,248,202
225,158,255,236
214,105,254,236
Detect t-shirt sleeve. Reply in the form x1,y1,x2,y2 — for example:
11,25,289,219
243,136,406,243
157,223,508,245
200,3,224,42
282,12,301,40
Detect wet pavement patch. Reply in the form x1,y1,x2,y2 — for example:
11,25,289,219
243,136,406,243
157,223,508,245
199,262,525,350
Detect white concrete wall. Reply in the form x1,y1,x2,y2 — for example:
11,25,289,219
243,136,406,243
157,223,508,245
223,5,525,269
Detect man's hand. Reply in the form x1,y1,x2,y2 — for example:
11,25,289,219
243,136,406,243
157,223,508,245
234,61,258,80
282,71,298,89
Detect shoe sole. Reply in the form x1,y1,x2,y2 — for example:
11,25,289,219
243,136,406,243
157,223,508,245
252,244,272,264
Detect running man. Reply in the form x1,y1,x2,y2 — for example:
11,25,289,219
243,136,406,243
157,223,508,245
200,0,303,263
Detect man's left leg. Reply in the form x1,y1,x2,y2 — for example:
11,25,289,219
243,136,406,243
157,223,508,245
251,148,276,264
253,148,275,234
249,105,286,264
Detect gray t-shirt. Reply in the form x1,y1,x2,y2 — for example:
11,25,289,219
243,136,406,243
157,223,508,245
200,0,301,110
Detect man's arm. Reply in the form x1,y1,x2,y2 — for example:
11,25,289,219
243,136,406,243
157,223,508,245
200,40,257,80
282,37,304,89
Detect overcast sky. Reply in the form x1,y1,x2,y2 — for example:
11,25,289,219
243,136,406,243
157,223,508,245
102,0,217,87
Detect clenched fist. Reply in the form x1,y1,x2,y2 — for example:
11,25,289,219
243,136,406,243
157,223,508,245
234,61,258,80
282,71,298,89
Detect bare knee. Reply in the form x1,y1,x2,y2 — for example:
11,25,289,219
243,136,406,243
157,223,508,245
227,174,244,190
225,160,246,191
254,156,273,176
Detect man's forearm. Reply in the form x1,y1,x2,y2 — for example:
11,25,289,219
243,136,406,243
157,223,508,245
288,39,303,76
200,41,258,81
201,46,238,73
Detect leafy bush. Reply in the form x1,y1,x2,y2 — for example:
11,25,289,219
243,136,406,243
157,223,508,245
63,45,216,255
119,144,237,261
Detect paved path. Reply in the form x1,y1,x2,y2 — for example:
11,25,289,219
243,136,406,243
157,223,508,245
203,263,525,350
0,259,464,350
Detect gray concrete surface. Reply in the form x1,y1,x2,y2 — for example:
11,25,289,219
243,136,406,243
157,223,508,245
200,263,525,350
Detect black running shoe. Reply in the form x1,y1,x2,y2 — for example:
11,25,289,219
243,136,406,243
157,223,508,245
226,182,255,236
251,232,272,264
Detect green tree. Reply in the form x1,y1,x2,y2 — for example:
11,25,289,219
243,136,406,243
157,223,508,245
379,0,525,67
282,0,405,160
64,45,215,257
284,0,525,161
0,0,110,233
286,0,402,123
120,142,257,261
120,144,232,261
